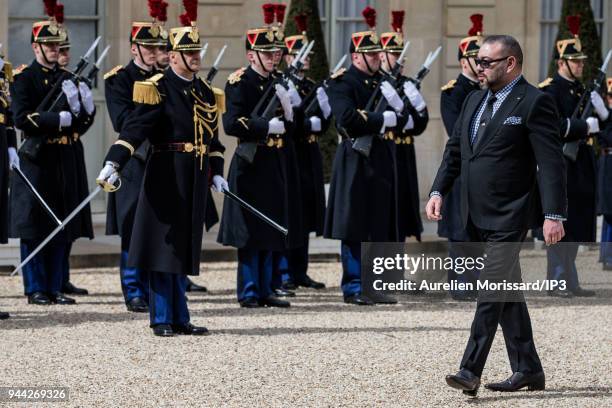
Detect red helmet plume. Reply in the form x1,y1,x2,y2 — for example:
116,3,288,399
362,6,377,29
275,3,287,25
179,0,198,26
54,3,64,24
468,14,483,36
294,13,308,34
566,15,581,37
391,10,404,33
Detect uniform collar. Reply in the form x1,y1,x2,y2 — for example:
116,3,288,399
246,65,271,83
32,59,57,74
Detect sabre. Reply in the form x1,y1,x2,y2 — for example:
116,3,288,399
206,44,227,83
199,43,209,62
222,189,288,236
11,165,62,227
11,186,103,276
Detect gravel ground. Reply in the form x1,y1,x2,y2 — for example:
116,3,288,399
0,249,611,407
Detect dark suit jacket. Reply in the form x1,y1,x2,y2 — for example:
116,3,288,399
431,76,567,232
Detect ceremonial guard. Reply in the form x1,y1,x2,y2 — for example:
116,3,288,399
55,9,93,296
324,7,410,305
380,11,429,244
104,4,162,312
10,2,94,306
218,21,303,308
97,2,227,336
0,48,17,319
539,15,598,298
597,80,612,268
277,14,328,291
438,14,483,301
152,0,170,72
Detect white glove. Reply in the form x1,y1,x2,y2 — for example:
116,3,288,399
381,81,404,113
8,147,19,170
275,84,293,122
403,114,415,131
268,117,286,135
96,161,120,188
316,87,332,119
78,82,95,115
62,80,81,116
591,91,609,121
287,81,302,107
211,175,229,193
403,81,426,111
380,111,397,133
309,116,322,132
586,117,600,134
59,111,72,128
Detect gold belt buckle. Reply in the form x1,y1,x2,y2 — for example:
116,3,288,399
307,134,317,144
184,142,194,153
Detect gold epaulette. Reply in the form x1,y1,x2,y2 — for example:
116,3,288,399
330,67,346,79
212,87,226,114
441,79,457,91
3,62,14,83
12,64,28,77
133,73,163,105
103,65,124,80
538,77,552,88
228,67,246,85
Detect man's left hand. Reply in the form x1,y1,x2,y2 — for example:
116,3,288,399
543,219,564,245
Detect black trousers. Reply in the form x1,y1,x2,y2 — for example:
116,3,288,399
459,218,543,377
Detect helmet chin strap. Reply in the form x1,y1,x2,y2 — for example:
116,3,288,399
563,59,578,82
361,53,375,75
38,44,55,67
136,44,153,69
465,57,479,79
180,52,196,73
256,51,271,74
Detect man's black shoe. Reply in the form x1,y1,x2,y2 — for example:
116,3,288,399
0,311,9,319
445,369,480,397
572,287,595,297
152,324,174,337
239,297,260,308
485,371,545,392
259,295,290,308
547,289,573,298
186,279,207,292
295,276,325,289
49,293,76,305
28,292,51,305
126,297,148,313
61,281,89,295
281,281,297,290
273,288,296,297
343,294,374,306
173,323,210,336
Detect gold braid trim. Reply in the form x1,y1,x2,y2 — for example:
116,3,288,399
212,87,226,113
114,140,135,155
191,89,218,170
209,151,224,158
27,112,40,128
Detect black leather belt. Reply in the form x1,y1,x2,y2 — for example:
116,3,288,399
152,142,207,154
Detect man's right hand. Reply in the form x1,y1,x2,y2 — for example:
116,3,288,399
96,162,120,191
543,219,564,245
426,195,443,221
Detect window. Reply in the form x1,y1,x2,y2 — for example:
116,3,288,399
318,0,376,68
539,0,608,80
8,0,103,87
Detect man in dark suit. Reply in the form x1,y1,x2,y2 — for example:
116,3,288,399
426,35,567,396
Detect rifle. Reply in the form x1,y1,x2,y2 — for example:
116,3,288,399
563,48,612,161
408,45,442,90
83,44,111,87
302,54,347,118
199,43,209,63
235,41,313,164
351,41,410,158
36,36,101,113
20,36,101,161
206,45,227,84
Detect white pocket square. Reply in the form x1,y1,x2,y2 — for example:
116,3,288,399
503,116,522,125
